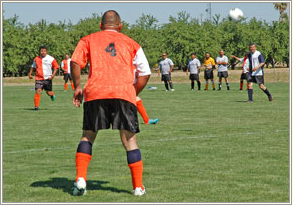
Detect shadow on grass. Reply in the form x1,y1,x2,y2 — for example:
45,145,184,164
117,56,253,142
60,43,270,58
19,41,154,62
234,100,249,103
23,108,48,111
30,177,132,195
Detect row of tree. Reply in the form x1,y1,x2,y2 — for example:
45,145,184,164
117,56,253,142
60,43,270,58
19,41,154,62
3,8,289,77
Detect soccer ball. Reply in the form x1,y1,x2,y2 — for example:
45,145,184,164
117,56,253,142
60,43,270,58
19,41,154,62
229,8,243,21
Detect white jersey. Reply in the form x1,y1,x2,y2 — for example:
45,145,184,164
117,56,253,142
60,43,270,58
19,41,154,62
188,58,201,74
216,55,228,72
240,58,249,74
159,58,174,75
249,50,264,76
61,58,71,74
31,54,58,80
133,48,151,84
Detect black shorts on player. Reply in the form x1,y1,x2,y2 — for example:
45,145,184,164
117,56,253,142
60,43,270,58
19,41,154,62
248,75,264,84
64,73,72,82
218,71,228,78
240,73,249,81
161,74,171,82
189,74,199,81
35,80,52,91
204,69,213,80
83,99,140,133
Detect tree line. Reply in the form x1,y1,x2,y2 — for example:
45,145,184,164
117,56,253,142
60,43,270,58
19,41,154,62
3,10,289,77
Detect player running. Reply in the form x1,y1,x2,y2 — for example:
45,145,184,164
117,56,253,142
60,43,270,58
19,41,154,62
216,50,230,90
186,53,201,90
203,52,216,90
158,53,174,91
28,46,59,110
247,43,273,102
70,10,151,196
61,53,74,91
231,52,250,91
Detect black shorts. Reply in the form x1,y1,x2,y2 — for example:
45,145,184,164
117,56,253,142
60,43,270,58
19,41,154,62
83,99,140,133
218,71,228,78
189,74,199,81
240,73,249,81
161,74,171,82
204,69,213,80
248,75,264,84
35,80,52,91
64,73,72,82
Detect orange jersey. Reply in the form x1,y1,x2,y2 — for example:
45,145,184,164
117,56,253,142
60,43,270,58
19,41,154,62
32,55,59,80
71,30,143,105
61,59,71,74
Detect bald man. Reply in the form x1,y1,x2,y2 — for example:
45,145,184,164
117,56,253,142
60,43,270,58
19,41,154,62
216,50,230,90
71,10,150,196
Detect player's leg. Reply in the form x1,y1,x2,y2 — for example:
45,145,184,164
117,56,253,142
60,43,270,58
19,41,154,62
34,88,42,110
163,77,169,91
259,83,273,101
205,79,209,90
120,130,145,195
69,74,75,90
247,82,254,102
136,97,158,124
64,74,68,91
168,74,174,91
197,79,201,90
45,80,55,101
240,77,244,90
191,80,195,90
225,77,230,90
218,76,222,90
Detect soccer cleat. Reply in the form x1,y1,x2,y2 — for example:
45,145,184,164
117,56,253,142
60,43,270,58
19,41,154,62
72,177,87,196
133,186,146,196
227,87,230,90
191,89,194,91
213,88,215,90
147,118,159,124
171,89,174,91
246,100,253,103
34,107,39,111
51,95,55,101
165,90,169,92
268,96,273,102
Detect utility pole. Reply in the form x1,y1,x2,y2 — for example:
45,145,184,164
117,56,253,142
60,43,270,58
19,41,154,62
206,3,212,22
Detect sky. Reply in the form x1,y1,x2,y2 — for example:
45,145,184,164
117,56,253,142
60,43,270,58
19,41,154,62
2,2,288,26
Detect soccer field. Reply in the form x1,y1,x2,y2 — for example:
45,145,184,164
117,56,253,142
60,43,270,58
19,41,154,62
2,83,290,202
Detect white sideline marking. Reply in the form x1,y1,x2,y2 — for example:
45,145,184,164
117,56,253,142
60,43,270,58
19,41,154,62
3,129,289,154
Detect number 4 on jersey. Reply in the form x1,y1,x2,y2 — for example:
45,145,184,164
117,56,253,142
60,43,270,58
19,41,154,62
105,43,117,57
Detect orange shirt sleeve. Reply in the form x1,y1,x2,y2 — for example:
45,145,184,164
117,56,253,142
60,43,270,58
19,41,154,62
52,59,59,69
71,37,89,69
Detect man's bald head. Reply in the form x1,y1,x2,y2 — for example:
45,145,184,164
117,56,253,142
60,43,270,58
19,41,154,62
100,10,122,31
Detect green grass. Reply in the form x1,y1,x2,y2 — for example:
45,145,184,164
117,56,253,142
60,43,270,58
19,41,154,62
2,82,290,202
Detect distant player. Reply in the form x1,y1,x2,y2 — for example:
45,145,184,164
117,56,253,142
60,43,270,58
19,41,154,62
186,53,201,90
28,46,59,110
158,53,174,91
203,52,216,90
61,53,74,91
216,50,230,90
231,52,250,90
247,43,273,102
70,10,151,196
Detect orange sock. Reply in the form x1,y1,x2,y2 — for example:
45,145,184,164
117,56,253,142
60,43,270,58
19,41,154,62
205,83,208,90
240,83,243,90
212,83,215,89
34,93,41,107
64,83,68,91
128,160,143,190
75,152,92,182
136,99,149,124
71,83,75,90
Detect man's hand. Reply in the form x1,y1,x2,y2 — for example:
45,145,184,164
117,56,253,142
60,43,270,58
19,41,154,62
158,72,160,76
29,74,33,79
73,87,83,107
168,70,172,74
186,71,189,75
252,67,258,71
231,55,235,58
48,75,54,80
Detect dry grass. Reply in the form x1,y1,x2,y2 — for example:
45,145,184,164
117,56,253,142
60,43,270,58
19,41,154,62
3,68,289,86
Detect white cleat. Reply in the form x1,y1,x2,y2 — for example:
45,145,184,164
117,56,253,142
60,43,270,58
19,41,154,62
171,89,175,91
133,186,146,196
72,177,87,196
165,90,169,92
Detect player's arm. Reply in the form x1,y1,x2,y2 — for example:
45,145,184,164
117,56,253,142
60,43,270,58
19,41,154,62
231,55,241,61
186,64,189,75
71,61,83,107
198,66,201,73
252,54,265,71
29,67,34,79
49,59,59,80
158,64,161,76
133,47,151,95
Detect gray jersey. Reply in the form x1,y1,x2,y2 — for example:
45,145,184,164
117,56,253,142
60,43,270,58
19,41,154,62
159,58,174,75
188,58,201,74
216,55,228,72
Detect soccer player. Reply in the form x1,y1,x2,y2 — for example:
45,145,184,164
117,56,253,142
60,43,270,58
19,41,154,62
136,97,159,124
158,53,174,91
247,43,273,102
231,52,250,91
186,53,201,90
203,52,216,90
216,50,230,90
61,53,74,91
70,10,151,196
28,46,59,110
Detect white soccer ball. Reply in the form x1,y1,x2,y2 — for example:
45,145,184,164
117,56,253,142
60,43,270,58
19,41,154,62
229,8,243,21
